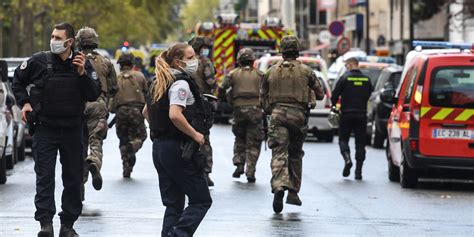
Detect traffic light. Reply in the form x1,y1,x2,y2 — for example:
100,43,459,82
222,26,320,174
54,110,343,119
122,41,129,52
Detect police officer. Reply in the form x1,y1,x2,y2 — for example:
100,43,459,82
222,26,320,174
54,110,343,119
12,22,101,237
76,26,118,198
112,53,147,178
189,36,216,186
220,48,264,183
331,57,373,180
143,43,212,237
261,35,324,214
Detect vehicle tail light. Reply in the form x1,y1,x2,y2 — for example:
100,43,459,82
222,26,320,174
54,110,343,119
411,85,423,121
410,139,419,151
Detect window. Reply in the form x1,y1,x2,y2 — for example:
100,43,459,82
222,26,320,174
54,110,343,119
429,67,474,108
403,66,418,104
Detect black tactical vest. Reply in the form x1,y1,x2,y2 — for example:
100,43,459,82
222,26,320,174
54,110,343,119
30,52,85,118
148,73,210,140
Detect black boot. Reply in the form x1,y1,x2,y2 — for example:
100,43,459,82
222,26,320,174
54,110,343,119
59,224,79,237
355,162,363,180
206,173,214,186
286,191,302,206
272,188,284,213
38,222,53,237
342,152,353,177
88,162,102,190
232,164,244,178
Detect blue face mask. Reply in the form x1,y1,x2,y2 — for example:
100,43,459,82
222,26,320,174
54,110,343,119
200,48,210,57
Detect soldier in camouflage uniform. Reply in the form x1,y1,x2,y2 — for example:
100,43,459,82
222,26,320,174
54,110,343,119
112,53,148,178
76,27,118,196
261,36,324,213
189,36,217,186
220,48,264,183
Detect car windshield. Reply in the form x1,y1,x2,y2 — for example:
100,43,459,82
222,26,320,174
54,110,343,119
429,67,474,108
360,68,383,86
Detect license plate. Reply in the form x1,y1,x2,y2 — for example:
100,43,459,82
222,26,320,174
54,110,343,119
432,129,473,140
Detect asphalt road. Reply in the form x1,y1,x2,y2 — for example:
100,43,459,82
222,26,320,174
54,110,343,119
1,124,473,236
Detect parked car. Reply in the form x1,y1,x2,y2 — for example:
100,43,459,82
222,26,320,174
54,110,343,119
307,71,334,142
366,65,403,148
383,41,474,188
0,60,9,184
4,57,29,157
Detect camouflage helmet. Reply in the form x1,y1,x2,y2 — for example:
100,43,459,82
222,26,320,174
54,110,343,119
188,36,211,53
117,53,134,65
237,48,255,62
280,35,301,53
75,26,99,49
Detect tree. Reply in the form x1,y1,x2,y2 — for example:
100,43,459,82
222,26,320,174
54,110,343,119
181,0,220,36
1,0,184,56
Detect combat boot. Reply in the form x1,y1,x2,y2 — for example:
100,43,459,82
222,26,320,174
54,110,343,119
342,152,353,177
273,188,284,213
286,191,302,206
232,164,244,178
59,224,78,237
247,175,256,183
355,162,363,180
206,173,214,186
88,162,102,190
37,222,53,237
123,168,132,178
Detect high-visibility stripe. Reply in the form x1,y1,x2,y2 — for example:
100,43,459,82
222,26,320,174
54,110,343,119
454,109,474,121
225,46,233,57
214,30,233,49
432,108,455,120
257,30,269,39
266,29,277,39
420,107,431,118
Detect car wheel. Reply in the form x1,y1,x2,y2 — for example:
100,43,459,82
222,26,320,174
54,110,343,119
0,142,7,184
5,136,14,170
17,138,25,162
400,151,418,188
386,142,399,182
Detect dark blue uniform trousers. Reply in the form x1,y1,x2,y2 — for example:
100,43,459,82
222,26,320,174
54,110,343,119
153,138,212,237
338,113,367,161
33,125,84,225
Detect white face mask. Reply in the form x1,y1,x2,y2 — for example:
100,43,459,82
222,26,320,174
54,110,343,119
50,39,70,55
200,48,210,57
181,58,199,75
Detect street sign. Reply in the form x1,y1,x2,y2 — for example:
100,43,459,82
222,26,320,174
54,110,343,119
318,30,331,44
329,21,344,37
337,37,351,55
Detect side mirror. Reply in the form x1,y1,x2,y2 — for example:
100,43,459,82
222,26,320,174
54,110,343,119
380,82,397,104
0,60,7,83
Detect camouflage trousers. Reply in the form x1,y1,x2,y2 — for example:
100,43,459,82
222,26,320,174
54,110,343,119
268,105,307,193
232,106,264,177
82,100,108,183
116,105,147,173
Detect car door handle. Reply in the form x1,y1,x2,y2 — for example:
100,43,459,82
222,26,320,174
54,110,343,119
442,123,467,128
469,143,474,149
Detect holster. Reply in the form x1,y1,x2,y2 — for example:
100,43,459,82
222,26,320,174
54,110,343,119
26,111,38,136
